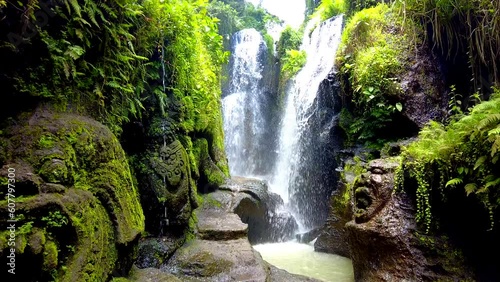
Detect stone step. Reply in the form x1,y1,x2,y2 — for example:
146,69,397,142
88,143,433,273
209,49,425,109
196,210,248,241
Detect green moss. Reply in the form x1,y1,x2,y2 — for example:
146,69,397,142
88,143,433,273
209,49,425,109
193,138,227,187
29,229,47,255
202,194,222,209
43,241,58,271
0,113,145,281
38,134,56,149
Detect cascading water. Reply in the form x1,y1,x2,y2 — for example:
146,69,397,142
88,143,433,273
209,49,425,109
221,10,353,282
271,15,344,229
222,29,276,178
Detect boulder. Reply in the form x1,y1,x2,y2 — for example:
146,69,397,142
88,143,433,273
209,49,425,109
218,177,299,244
0,109,144,281
163,238,269,281
266,262,323,282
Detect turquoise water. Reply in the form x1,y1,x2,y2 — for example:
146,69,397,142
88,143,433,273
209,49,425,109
253,241,354,282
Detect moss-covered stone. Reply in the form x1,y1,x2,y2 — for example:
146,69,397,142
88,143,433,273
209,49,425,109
192,138,227,191
0,109,144,281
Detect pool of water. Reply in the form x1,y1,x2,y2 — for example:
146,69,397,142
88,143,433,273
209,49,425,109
253,241,354,282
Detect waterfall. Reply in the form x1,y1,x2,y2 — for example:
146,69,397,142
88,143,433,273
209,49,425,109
271,15,344,229
222,29,275,177
222,16,344,233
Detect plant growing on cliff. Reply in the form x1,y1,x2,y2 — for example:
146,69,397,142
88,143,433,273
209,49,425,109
398,0,500,88
281,50,307,80
400,88,500,232
311,0,347,21
336,3,406,147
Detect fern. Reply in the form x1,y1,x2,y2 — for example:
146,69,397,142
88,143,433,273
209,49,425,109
446,178,463,187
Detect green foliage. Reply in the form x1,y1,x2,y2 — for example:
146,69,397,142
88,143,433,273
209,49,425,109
311,0,347,21
397,0,500,86
142,0,228,134
0,0,228,137
42,211,68,229
400,88,500,232
208,0,280,35
276,26,303,60
337,4,407,146
281,50,307,80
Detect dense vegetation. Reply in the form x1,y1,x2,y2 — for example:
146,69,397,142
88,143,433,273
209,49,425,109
399,89,500,231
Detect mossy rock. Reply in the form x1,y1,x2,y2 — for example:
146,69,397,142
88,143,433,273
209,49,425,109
0,109,144,281
134,139,197,234
192,138,227,192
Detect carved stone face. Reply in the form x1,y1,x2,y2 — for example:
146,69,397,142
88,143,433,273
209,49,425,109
0,110,144,281
353,161,395,223
148,139,193,227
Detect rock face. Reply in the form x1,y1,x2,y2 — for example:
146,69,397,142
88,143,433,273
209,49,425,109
346,158,473,281
314,183,352,257
400,46,448,128
0,108,145,281
288,71,344,229
217,176,299,244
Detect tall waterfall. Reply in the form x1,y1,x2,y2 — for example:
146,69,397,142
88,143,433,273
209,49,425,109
222,29,276,177
222,16,344,232
271,15,344,229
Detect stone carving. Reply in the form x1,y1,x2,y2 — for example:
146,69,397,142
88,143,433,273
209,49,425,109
154,140,185,191
353,159,395,223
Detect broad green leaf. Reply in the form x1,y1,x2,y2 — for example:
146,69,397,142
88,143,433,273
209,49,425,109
396,102,403,112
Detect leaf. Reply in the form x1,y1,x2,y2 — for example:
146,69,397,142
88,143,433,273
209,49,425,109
457,167,464,174
396,102,403,112
446,178,463,187
368,86,374,92
464,183,477,196
485,178,500,189
474,156,487,170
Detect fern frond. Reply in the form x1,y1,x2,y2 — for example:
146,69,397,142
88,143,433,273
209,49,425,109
479,114,500,130
446,178,463,187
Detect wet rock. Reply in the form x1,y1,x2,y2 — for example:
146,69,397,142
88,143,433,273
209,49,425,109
314,183,352,258
400,45,448,128
219,177,299,243
346,158,473,281
268,210,299,242
135,235,185,269
296,227,322,243
163,238,269,281
196,210,248,241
